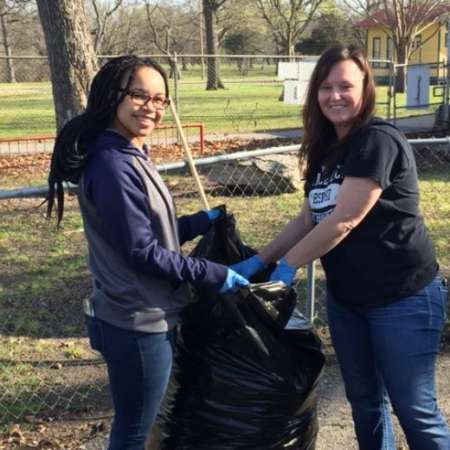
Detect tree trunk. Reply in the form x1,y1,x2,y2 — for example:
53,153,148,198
36,0,98,130
395,45,407,93
237,57,243,73
202,0,224,90
287,31,294,60
168,58,181,80
395,65,406,93
0,13,16,83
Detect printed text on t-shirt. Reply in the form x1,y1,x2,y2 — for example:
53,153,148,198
308,164,343,224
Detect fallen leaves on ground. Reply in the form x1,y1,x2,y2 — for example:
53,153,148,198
0,420,108,450
0,137,301,188
1,128,446,187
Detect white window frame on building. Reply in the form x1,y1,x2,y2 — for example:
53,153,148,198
372,37,381,67
386,36,394,67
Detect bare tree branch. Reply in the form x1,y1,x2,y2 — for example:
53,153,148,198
144,0,195,56
145,2,167,53
91,0,123,52
256,0,323,56
354,0,450,91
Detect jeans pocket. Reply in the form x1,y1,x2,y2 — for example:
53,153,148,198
86,317,104,353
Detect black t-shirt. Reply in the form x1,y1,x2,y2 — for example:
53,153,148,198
305,118,438,308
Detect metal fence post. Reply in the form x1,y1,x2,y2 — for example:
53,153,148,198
443,70,449,125
393,64,398,125
172,52,181,144
387,61,394,121
198,0,205,81
306,261,316,323
173,52,180,115
443,26,450,125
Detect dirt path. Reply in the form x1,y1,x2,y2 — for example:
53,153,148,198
315,347,450,450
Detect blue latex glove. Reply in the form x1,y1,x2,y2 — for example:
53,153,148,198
219,268,250,294
269,258,297,287
205,208,221,222
230,255,266,279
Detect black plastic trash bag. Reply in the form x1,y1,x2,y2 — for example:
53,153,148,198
157,207,324,450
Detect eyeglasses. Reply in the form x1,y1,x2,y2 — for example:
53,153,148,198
120,89,170,110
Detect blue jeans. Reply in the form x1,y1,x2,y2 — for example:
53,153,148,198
86,317,175,450
327,275,450,450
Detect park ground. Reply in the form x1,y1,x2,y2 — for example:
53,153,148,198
0,131,449,449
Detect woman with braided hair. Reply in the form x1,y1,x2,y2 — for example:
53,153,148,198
46,55,248,450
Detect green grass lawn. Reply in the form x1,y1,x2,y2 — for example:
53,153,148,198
0,69,443,138
0,83,55,137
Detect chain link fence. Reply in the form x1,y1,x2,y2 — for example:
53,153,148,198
0,124,205,157
389,61,449,125
1,139,450,428
1,51,450,443
3,54,449,144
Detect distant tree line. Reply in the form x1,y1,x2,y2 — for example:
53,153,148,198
0,0,364,85
3,0,440,127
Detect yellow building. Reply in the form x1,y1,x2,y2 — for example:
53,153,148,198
355,6,450,84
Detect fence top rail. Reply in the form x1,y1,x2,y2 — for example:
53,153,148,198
0,134,55,143
159,144,300,171
0,123,205,144
408,137,450,145
1,55,448,66
0,54,320,60
2,134,448,149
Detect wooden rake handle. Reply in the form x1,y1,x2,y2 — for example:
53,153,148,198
169,98,210,210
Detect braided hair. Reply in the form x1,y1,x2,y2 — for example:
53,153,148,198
46,55,169,225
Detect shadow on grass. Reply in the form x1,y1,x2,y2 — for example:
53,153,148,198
0,368,111,426
416,162,450,180
1,264,91,339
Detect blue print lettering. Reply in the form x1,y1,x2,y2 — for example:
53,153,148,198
312,188,331,205
312,209,333,223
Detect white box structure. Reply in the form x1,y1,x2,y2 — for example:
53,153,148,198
283,79,301,104
278,62,302,80
406,65,430,109
278,59,318,105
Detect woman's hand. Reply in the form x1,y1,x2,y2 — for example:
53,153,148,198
269,258,297,287
218,268,250,293
230,255,266,279
204,208,221,222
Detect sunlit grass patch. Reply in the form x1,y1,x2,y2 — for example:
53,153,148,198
0,78,443,138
